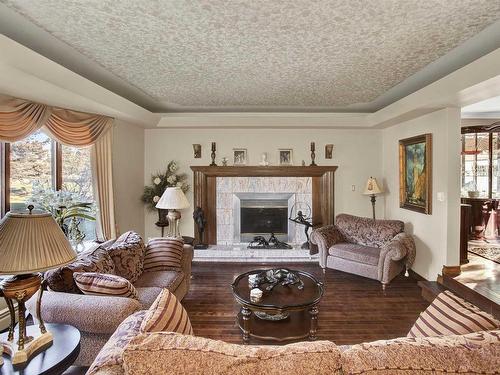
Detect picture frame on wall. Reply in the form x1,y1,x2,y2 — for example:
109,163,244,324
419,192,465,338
278,149,293,166
233,148,248,165
399,133,432,214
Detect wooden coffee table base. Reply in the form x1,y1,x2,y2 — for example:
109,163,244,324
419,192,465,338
237,307,319,344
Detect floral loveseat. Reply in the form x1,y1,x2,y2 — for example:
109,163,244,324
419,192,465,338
310,214,416,289
26,231,193,366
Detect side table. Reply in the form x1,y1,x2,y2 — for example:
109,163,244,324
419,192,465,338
1,324,80,375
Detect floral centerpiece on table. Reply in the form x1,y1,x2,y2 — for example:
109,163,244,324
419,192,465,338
141,161,189,222
28,185,96,240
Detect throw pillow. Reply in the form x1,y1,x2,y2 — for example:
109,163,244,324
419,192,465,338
140,288,193,335
143,237,184,272
45,245,115,293
408,290,499,338
73,272,138,299
107,231,145,283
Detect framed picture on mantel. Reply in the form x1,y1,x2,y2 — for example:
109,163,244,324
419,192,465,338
399,133,432,214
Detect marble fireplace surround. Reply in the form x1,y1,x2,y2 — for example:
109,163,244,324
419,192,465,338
218,180,310,245
191,166,337,245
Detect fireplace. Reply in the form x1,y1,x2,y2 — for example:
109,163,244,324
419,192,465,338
233,193,295,243
191,166,336,245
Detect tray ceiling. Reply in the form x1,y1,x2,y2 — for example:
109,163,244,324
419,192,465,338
1,0,500,112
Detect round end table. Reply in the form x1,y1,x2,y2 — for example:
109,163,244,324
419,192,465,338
1,323,80,375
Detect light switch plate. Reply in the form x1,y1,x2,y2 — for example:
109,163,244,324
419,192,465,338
437,192,445,202
352,185,356,191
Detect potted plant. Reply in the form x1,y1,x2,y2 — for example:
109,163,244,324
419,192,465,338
28,188,95,237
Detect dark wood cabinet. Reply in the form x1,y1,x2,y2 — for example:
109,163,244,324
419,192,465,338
460,203,471,264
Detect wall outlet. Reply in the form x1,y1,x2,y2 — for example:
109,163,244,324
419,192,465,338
351,185,356,191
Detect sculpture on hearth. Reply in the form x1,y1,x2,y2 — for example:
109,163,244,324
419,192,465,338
193,206,208,249
289,203,314,249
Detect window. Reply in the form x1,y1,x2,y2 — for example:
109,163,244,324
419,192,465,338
461,130,500,199
10,131,56,211
2,130,96,240
61,144,96,240
61,145,93,202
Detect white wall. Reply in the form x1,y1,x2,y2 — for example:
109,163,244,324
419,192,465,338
113,120,145,237
382,108,461,280
144,128,383,239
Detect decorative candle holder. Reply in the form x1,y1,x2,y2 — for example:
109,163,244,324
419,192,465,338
250,288,263,303
210,142,217,166
310,142,317,166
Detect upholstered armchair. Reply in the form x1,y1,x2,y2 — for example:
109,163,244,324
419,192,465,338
310,214,416,289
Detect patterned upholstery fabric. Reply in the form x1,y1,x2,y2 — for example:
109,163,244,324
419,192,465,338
135,287,163,309
107,231,146,283
335,214,404,248
408,291,500,338
311,214,416,286
380,232,416,274
143,237,184,272
73,272,138,299
140,288,193,335
135,270,184,290
45,244,115,293
87,310,147,375
122,333,342,375
342,330,500,374
310,225,344,267
330,243,380,266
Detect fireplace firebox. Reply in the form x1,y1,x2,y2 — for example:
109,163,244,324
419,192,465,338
233,193,295,243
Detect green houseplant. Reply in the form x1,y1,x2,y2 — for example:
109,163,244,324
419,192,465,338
28,187,95,237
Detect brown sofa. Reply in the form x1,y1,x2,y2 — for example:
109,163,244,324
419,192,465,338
87,311,499,375
310,214,416,289
27,234,193,366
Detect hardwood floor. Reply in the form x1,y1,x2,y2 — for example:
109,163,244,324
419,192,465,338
183,262,429,345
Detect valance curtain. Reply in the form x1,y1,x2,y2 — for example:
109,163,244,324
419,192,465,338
0,95,111,145
0,94,116,240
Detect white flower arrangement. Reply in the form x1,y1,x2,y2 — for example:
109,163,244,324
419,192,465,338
141,161,189,211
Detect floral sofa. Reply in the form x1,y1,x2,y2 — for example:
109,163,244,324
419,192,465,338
310,214,416,289
86,291,500,375
26,231,193,366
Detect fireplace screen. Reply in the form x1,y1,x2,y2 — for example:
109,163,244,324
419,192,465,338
240,198,288,240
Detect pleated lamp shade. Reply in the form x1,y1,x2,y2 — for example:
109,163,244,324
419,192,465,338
156,187,190,210
0,212,77,275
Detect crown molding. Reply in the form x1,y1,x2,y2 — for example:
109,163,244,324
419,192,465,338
157,112,371,129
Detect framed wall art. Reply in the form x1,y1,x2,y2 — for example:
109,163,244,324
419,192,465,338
399,133,432,214
278,149,293,166
233,148,248,165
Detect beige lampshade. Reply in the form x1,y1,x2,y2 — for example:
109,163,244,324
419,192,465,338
0,211,77,275
363,177,383,195
156,187,190,210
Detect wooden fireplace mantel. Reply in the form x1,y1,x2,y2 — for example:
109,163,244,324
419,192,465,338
190,165,337,245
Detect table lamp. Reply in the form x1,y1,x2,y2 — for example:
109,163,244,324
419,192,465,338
0,206,76,364
363,177,383,220
156,187,190,238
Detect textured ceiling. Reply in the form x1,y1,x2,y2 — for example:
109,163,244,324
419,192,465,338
2,0,500,112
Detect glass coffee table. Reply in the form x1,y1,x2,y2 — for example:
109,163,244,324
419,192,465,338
231,268,324,343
